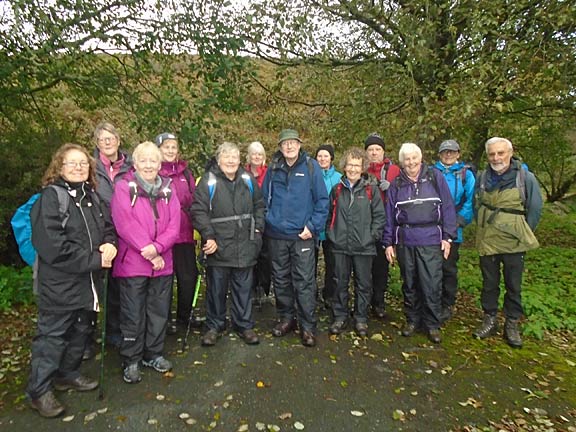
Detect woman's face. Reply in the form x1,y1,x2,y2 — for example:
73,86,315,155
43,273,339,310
134,151,161,183
60,149,90,183
159,139,179,162
249,151,265,168
402,151,422,178
316,150,332,170
218,150,240,179
439,150,459,167
344,157,363,184
96,129,120,160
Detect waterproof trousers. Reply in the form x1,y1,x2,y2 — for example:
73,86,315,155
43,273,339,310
315,240,337,303
441,242,461,308
105,275,122,338
26,309,92,399
332,253,373,323
253,240,271,296
268,237,317,333
397,244,443,330
205,266,254,332
371,244,389,310
173,242,199,323
118,275,172,364
479,253,524,320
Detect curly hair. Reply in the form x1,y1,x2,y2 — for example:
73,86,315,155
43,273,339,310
339,147,368,172
42,143,97,187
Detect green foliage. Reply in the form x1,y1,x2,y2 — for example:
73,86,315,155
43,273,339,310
0,266,34,311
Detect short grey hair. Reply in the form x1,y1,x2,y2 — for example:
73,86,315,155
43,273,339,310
398,143,422,164
132,141,162,162
216,142,240,162
246,141,266,164
93,121,120,142
485,137,513,152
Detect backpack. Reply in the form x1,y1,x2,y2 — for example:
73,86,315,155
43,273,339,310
329,182,373,229
452,163,477,212
207,171,254,211
11,185,71,266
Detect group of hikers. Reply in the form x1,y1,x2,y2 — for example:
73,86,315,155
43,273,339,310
23,122,543,418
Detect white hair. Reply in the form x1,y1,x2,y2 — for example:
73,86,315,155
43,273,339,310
398,143,422,164
216,142,240,162
485,137,513,152
246,141,266,164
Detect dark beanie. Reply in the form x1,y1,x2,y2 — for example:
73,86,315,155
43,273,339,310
364,133,385,151
315,144,335,161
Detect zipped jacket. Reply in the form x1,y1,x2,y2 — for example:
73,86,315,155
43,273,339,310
319,165,342,241
192,165,265,268
111,172,181,278
383,163,457,247
93,148,132,204
31,178,116,312
159,159,195,244
262,151,329,240
326,175,385,256
432,161,475,243
244,163,268,189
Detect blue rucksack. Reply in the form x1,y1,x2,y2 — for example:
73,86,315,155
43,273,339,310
11,185,71,266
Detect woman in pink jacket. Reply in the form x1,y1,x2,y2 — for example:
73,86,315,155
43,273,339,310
111,141,181,384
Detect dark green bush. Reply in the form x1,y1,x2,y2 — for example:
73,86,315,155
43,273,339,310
0,266,35,311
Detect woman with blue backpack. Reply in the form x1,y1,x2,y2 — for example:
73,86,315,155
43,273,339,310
26,144,117,417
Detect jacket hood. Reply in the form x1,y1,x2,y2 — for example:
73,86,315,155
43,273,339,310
434,160,466,173
160,159,188,176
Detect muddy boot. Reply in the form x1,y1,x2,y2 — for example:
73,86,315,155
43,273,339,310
504,319,523,348
473,314,498,339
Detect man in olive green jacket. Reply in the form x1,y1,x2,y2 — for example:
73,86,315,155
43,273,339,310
473,137,543,348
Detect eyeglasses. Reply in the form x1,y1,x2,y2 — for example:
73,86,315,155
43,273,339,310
63,161,90,168
97,136,117,144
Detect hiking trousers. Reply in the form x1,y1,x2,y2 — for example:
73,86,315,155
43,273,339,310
441,242,461,308
371,244,389,309
332,253,373,323
205,266,255,332
173,242,199,323
268,237,317,333
26,308,92,399
479,253,524,320
118,275,172,364
397,244,443,330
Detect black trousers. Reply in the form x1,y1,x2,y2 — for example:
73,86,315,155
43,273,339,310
371,244,389,309
105,275,122,337
268,237,317,333
26,309,93,399
441,242,461,308
315,240,337,303
479,253,525,320
118,275,172,364
253,240,272,296
173,243,199,323
332,254,373,323
397,244,443,330
205,266,254,332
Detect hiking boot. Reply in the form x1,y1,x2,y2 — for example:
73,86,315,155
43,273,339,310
201,329,221,346
440,306,453,324
301,331,316,347
123,362,142,384
372,306,387,320
272,319,297,337
473,314,498,339
53,375,98,392
428,328,442,344
504,319,523,348
329,320,348,335
29,391,65,418
143,356,173,373
354,322,369,338
401,322,418,337
238,329,260,345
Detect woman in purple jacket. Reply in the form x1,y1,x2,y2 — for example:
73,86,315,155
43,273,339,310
383,143,456,344
156,132,200,333
111,141,181,384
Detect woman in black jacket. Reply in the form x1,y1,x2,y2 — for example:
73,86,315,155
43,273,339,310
325,147,386,337
26,144,117,418
192,142,265,347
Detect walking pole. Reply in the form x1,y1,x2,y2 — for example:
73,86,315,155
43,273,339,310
181,254,205,352
98,273,108,400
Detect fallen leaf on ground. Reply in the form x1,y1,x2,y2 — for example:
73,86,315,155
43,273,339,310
350,410,364,417
179,412,190,419
214,380,224,387
256,380,265,388
237,424,249,432
278,412,292,420
392,409,405,421
62,415,75,422
294,421,305,430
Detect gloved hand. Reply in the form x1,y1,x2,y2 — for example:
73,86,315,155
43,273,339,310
456,214,467,227
379,179,391,191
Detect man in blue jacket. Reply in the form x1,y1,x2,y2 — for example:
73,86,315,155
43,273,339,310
262,129,329,347
433,139,475,323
